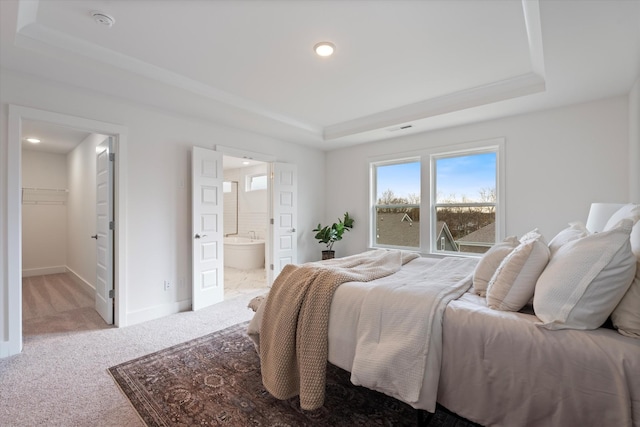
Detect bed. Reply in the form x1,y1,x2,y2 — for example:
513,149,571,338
248,203,640,427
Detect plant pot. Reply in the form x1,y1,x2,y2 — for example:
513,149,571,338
322,250,335,260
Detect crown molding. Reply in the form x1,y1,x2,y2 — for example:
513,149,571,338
14,0,321,136
324,72,545,140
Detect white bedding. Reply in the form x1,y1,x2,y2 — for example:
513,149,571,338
328,257,441,366
252,254,640,426
328,256,474,411
349,257,477,409
328,257,640,426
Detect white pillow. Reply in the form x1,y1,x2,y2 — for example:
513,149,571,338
633,226,640,258
534,219,637,330
473,236,519,297
611,261,640,338
604,204,640,257
548,222,589,258
486,230,549,311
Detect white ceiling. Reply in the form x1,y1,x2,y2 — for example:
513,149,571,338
223,155,266,171
1,0,639,152
21,119,92,154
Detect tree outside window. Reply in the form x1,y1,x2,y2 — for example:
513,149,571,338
371,144,500,255
374,161,420,248
433,152,497,254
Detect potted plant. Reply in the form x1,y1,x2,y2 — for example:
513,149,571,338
313,212,354,259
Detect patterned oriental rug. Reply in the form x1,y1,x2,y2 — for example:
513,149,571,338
109,322,479,426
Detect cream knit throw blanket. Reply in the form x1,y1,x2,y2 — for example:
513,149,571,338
259,249,419,410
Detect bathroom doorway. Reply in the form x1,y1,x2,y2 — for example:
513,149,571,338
222,155,270,299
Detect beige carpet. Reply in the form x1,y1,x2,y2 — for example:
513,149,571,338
1,277,267,427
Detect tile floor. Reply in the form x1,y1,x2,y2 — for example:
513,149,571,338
224,267,270,300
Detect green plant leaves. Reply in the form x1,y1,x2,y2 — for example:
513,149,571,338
312,212,354,250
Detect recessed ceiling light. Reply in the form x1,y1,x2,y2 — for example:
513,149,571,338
91,11,115,27
314,42,335,57
26,138,41,144
242,161,250,165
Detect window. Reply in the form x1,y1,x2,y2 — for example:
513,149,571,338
246,173,267,191
433,151,497,255
373,160,420,248
370,140,502,256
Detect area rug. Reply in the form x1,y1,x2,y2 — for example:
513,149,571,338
109,321,479,426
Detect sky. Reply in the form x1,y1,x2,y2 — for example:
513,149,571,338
376,152,496,203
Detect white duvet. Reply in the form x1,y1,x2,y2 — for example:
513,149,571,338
348,256,477,409
328,259,640,426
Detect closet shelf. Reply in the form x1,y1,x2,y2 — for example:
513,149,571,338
22,187,69,192
22,187,68,205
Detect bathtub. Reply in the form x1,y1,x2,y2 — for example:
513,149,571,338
224,237,265,270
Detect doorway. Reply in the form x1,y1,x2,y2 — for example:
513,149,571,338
189,146,298,312
21,120,107,336
21,120,111,334
222,155,270,299
5,105,127,357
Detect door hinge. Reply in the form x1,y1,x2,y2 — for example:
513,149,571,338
270,218,274,225
109,153,115,161
270,264,274,270
109,221,115,230
108,289,115,299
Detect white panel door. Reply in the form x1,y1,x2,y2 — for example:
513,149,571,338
269,162,298,284
192,147,224,310
95,137,114,324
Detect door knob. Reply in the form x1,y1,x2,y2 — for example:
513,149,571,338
195,234,207,239
91,234,98,240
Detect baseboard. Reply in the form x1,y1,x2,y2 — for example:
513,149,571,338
0,339,22,358
22,266,66,277
0,340,9,358
65,266,96,294
126,299,192,326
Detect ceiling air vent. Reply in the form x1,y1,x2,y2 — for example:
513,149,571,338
387,124,413,132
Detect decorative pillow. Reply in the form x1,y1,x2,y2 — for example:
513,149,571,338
548,222,589,258
604,204,640,257
472,236,519,297
534,219,637,330
611,261,640,338
486,230,549,311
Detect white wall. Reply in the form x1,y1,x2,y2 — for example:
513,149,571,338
0,90,8,351
326,96,631,258
630,77,640,203
0,69,326,345
21,150,68,275
240,164,268,239
66,133,107,288
224,165,269,240
0,136,4,353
